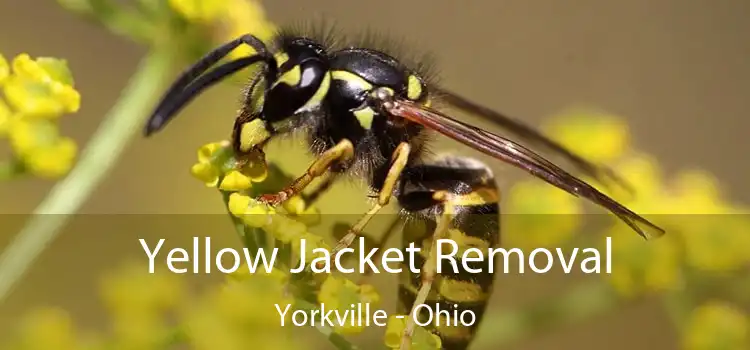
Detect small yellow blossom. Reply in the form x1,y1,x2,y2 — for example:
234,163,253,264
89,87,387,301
220,0,277,60
197,141,227,163
168,0,227,23
317,276,380,334
219,169,253,191
191,162,220,186
384,315,442,350
543,108,631,163
7,118,78,178
605,225,683,297
110,313,167,350
268,215,308,243
282,195,307,215
23,137,77,178
4,54,80,117
15,308,81,350
668,170,750,272
0,53,8,84
228,192,253,216
684,301,749,350
291,232,331,266
212,277,292,327
100,263,184,317
504,180,583,249
0,98,12,135
182,274,298,350
612,155,749,271
7,118,58,155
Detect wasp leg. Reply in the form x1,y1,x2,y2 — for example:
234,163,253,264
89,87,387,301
301,171,340,207
400,196,455,350
397,156,500,350
328,142,411,257
258,139,354,206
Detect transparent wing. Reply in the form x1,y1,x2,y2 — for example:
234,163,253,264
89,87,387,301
435,87,633,194
385,98,665,239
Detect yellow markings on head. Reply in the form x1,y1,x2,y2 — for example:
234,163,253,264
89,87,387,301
331,70,373,90
407,75,423,100
273,65,301,88
274,52,290,67
239,119,270,152
299,72,330,111
353,107,376,129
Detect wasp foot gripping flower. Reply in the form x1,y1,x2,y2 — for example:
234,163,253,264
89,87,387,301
684,301,749,350
190,141,268,190
317,275,381,334
384,315,442,350
0,52,80,179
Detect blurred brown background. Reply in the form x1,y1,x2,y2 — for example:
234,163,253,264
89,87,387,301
0,0,748,349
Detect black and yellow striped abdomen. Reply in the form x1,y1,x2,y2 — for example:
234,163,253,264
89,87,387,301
396,157,500,350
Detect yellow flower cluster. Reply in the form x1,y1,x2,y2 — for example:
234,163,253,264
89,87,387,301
317,276,381,334
183,268,298,350
0,53,80,179
384,316,442,350
684,301,748,350
4,262,302,350
536,109,750,297
168,0,277,59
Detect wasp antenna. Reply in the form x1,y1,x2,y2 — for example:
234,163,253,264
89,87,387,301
145,56,270,136
144,34,276,136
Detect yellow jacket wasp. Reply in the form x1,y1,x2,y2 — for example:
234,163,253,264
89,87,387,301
144,24,665,350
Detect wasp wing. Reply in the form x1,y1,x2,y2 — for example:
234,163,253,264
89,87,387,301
385,98,665,239
434,87,633,194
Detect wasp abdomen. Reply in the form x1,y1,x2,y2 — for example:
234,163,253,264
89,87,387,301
397,156,500,350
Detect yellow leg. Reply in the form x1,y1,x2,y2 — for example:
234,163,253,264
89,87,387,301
258,139,354,205
400,193,456,350
327,142,411,257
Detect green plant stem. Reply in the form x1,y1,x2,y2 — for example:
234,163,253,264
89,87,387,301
0,49,174,303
